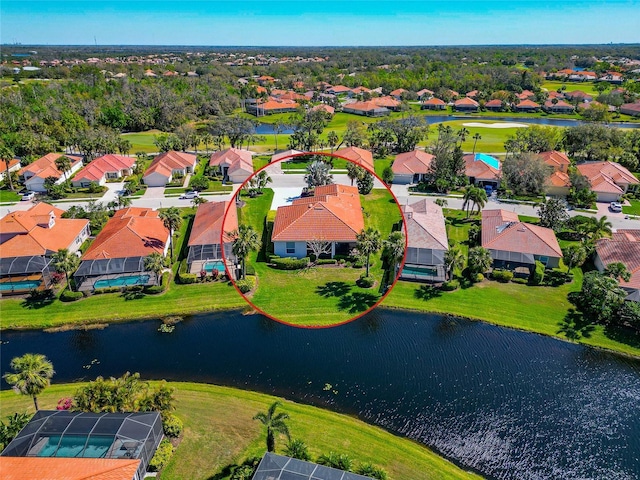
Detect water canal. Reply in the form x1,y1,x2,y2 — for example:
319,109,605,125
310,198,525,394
2,309,639,479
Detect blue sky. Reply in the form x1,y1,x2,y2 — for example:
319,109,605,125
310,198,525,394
2,1,639,46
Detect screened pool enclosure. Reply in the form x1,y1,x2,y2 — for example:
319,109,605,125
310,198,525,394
74,256,158,291
253,453,375,480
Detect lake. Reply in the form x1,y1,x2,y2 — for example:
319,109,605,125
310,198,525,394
2,309,639,480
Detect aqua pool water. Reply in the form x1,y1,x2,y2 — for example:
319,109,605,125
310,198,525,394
94,275,150,289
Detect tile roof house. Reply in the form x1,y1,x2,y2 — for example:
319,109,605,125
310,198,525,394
0,458,140,480
546,170,572,197
271,149,303,163
187,201,238,274
454,97,479,112
401,199,448,282
334,147,375,172
18,153,83,192
543,99,575,113
209,148,254,184
421,97,447,110
373,96,402,110
514,99,541,112
271,184,364,259
390,88,407,99
342,100,390,117
392,150,435,184
482,209,562,270
576,161,639,202
484,99,504,111
595,230,640,300
539,151,571,173
326,85,352,95
72,154,136,187
464,153,501,188
74,208,169,291
620,102,640,117
142,151,197,187
0,158,21,180
0,203,90,293
564,90,593,102
311,103,335,115
246,97,300,116
416,88,434,100
516,90,536,101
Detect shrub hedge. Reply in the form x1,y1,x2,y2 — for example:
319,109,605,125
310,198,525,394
145,272,170,294
529,261,545,285
93,286,121,295
357,275,375,288
178,273,198,284
271,257,309,270
60,290,83,302
441,279,460,291
316,259,337,265
492,269,514,283
236,276,256,293
149,438,174,472
162,413,183,438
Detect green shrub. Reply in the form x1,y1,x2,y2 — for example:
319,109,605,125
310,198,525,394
244,264,256,276
60,290,83,302
271,257,309,270
355,463,388,480
178,273,198,284
511,277,529,284
145,272,170,294
529,261,545,285
268,254,281,263
357,275,375,288
162,413,183,438
149,439,174,472
93,287,121,295
492,269,514,283
352,261,364,269
316,259,337,265
236,276,256,293
333,255,350,262
441,279,460,291
474,273,484,283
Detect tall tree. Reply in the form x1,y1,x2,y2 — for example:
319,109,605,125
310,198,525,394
462,186,487,218
159,207,182,264
537,198,569,232
562,244,587,271
356,228,382,277
468,246,492,275
502,152,553,196
231,224,261,280
382,231,405,276
144,252,166,285
472,133,481,155
273,120,286,152
304,160,333,188
253,401,290,453
51,248,80,291
345,161,364,186
587,216,613,242
444,246,465,280
54,155,72,185
0,144,16,191
3,354,55,411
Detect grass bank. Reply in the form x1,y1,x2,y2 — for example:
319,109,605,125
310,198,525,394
0,383,481,480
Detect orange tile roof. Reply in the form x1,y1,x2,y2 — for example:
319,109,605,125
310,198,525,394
82,208,168,260
390,88,406,96
548,170,571,187
343,100,388,113
0,203,89,257
209,148,254,176
596,230,640,290
73,154,136,182
0,457,139,480
515,99,540,108
18,153,82,180
417,88,434,96
272,184,364,242
188,201,238,246
311,104,335,115
254,98,299,111
577,161,638,194
463,154,501,181
333,146,374,171
482,209,562,258
539,151,571,170
422,97,446,106
402,199,448,250
517,90,535,100
392,150,435,175
328,85,352,93
144,151,196,180
373,96,400,108
484,99,503,107
544,99,574,109
454,97,479,107
0,158,20,172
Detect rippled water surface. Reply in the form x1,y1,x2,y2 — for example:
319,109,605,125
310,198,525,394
2,309,639,479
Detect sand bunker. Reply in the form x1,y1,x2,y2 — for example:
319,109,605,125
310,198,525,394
462,122,529,129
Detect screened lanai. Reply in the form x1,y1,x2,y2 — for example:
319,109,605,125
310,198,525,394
186,243,235,274
1,410,163,480
74,256,156,291
0,256,51,294
253,453,375,480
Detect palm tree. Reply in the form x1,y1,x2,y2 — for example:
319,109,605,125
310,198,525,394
255,170,272,193
382,231,405,276
231,224,261,279
472,133,482,155
284,439,311,461
159,207,182,264
54,155,72,185
604,262,631,282
457,127,469,145
588,215,613,241
3,354,55,410
304,160,333,188
116,194,132,208
356,228,382,277
273,121,286,152
0,144,16,191
462,186,488,218
51,248,80,291
192,196,208,208
468,246,492,275
345,162,364,186
444,246,465,280
253,401,290,452
144,252,166,285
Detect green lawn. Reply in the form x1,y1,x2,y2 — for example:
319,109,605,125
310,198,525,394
0,383,480,480
541,80,600,96
623,199,640,216
121,129,165,153
0,190,21,202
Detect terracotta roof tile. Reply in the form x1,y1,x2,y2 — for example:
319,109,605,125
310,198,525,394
392,150,435,175
334,147,374,172
596,229,640,290
548,170,571,187
18,153,82,180
463,154,501,181
402,199,448,250
188,201,238,246
0,457,139,480
515,99,540,108
422,97,446,106
577,161,638,194
74,154,135,183
539,151,571,170
144,151,196,180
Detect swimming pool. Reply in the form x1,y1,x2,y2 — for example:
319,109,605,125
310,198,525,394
203,261,226,273
94,275,150,289
0,280,41,292
473,153,500,170
401,265,437,277
36,434,113,458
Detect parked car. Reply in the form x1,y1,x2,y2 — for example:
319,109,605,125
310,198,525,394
484,185,493,195
180,191,199,200
21,192,35,201
609,201,623,213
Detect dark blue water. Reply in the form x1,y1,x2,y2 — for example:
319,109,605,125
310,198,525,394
2,309,639,480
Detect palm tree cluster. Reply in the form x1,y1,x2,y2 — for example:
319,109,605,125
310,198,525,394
356,228,382,278
231,224,261,279
3,354,55,411
462,186,488,218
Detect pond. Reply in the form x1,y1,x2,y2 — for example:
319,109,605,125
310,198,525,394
2,309,639,480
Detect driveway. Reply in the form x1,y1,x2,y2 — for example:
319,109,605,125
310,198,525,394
101,181,125,203
270,187,304,210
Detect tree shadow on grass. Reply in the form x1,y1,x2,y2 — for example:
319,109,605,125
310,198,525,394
316,281,352,298
414,285,442,301
20,290,55,309
603,324,640,350
337,291,380,314
557,309,596,340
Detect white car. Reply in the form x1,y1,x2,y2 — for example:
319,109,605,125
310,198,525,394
609,201,623,213
180,191,199,200
21,192,35,201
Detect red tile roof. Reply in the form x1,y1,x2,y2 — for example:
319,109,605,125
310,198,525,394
82,208,169,260
0,457,140,480
596,230,640,290
73,154,136,183
422,97,446,106
402,199,448,250
564,90,593,100
334,146,374,171
209,148,254,176
373,96,401,108
18,153,83,180
272,184,364,242
515,99,540,109
463,154,501,181
0,203,89,257
0,158,20,173
188,201,238,246
548,170,571,188
417,89,434,97
544,99,574,109
482,209,562,258
454,97,479,107
144,151,196,180
312,104,335,115
539,151,571,170
390,88,406,96
328,85,352,93
484,99,503,107
254,98,299,111
392,150,435,175
577,161,638,194
343,100,388,114
517,90,535,100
